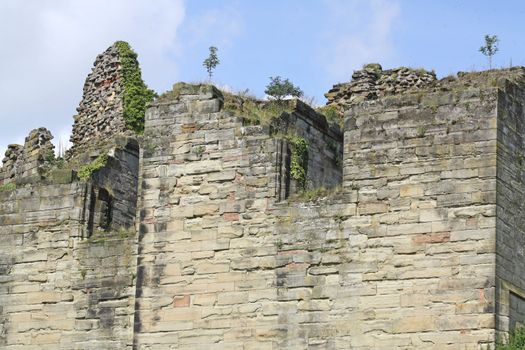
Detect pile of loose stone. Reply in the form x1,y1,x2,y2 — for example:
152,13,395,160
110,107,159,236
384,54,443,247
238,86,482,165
325,64,437,107
68,43,127,157
0,128,54,184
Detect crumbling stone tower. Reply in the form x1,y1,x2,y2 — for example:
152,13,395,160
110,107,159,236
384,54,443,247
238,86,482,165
69,41,155,157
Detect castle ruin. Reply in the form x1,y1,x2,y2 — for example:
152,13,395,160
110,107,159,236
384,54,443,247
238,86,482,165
1,42,525,349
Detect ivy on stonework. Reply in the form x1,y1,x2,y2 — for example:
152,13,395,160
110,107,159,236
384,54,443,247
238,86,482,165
115,41,157,134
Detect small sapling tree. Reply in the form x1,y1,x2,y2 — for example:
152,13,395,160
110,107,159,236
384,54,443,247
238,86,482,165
479,34,499,69
265,76,303,102
203,46,220,80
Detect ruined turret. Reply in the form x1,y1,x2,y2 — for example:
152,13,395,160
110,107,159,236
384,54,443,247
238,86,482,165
68,41,155,158
0,127,54,185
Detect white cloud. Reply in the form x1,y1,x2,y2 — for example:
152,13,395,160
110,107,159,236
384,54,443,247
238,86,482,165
0,0,185,157
320,0,401,81
184,6,243,50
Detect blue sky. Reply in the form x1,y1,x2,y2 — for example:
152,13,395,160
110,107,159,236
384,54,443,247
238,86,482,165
1,0,524,154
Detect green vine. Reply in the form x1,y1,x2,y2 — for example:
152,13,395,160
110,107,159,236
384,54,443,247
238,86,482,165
289,136,309,189
115,41,157,134
78,154,108,181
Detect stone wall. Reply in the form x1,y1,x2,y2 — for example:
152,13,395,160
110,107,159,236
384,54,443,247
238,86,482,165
67,41,154,159
134,84,283,348
131,74,525,348
0,182,84,349
495,77,525,332
338,84,499,348
0,143,139,349
133,84,342,349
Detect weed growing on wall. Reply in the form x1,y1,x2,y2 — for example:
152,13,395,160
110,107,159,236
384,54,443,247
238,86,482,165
115,41,157,134
317,104,343,127
495,325,525,349
78,154,108,181
222,90,294,125
289,136,309,190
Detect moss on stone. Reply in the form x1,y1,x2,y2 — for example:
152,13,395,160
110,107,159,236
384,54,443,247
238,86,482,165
115,41,157,134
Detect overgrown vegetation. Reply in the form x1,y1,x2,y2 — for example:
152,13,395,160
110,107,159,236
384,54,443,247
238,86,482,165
222,90,294,125
115,41,157,134
289,136,309,190
0,182,16,192
363,62,383,78
265,76,303,101
317,104,343,127
78,154,108,181
495,325,525,349
223,89,311,189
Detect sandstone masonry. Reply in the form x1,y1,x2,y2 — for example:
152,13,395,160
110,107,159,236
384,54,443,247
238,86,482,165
1,43,525,349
